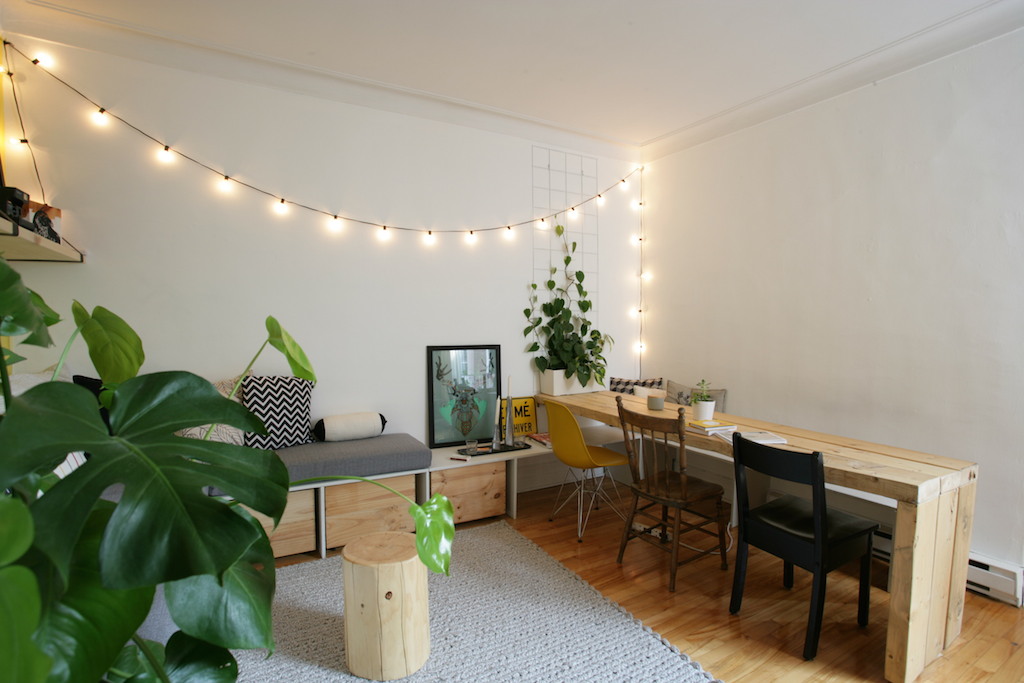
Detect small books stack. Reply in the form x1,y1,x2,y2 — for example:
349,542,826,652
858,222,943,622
716,430,787,445
527,432,552,447
687,419,738,436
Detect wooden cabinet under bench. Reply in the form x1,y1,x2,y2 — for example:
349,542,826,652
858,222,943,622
324,474,417,549
430,462,506,524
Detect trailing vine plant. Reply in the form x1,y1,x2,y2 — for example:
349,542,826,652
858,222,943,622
523,223,613,388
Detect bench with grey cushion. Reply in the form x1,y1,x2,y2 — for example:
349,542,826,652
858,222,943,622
277,433,431,483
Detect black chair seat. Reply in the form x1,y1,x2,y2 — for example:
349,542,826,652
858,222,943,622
751,495,879,543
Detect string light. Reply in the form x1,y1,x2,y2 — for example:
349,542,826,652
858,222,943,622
423,230,436,245
620,179,630,192
327,216,344,233
640,271,652,282
634,341,646,353
631,199,643,211
377,226,391,241
217,175,233,193
2,40,646,244
465,230,477,244
630,235,643,246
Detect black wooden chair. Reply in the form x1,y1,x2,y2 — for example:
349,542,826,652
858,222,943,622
615,395,729,592
729,433,879,660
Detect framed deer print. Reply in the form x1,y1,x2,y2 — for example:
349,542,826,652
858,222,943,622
426,345,501,448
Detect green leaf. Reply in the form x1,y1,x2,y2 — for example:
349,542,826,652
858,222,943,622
106,640,166,683
0,372,287,588
265,316,316,382
3,346,27,367
408,494,454,575
576,270,585,283
0,258,54,348
72,302,145,385
165,510,276,651
554,224,564,237
0,565,51,683
534,357,549,372
545,280,556,290
0,495,33,566
163,631,238,683
34,503,154,683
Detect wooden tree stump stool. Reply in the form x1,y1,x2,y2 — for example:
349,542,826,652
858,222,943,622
342,531,429,681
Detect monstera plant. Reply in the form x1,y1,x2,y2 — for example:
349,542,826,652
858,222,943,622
0,256,453,683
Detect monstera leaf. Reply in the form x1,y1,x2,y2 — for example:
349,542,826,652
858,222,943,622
265,315,316,382
34,503,155,683
165,509,277,651
408,494,454,575
71,301,145,385
0,259,55,349
0,371,289,589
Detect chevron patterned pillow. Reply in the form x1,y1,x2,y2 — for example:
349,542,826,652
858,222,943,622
242,375,315,450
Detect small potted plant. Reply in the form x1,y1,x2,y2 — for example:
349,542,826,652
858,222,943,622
691,379,716,420
523,224,613,395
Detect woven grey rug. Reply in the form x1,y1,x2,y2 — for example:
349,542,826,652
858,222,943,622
235,521,722,682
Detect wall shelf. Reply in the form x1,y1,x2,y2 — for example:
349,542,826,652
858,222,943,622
0,217,83,262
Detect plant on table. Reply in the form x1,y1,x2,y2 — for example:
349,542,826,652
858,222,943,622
0,256,453,683
692,379,712,404
523,223,613,388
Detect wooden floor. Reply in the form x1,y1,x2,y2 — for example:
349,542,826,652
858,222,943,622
502,486,1024,683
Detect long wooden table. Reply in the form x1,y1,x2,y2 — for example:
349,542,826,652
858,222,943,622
537,391,978,683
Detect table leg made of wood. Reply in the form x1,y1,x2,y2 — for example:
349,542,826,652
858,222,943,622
537,391,978,683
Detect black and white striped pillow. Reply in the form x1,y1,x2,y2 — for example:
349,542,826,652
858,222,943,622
608,377,664,395
242,375,314,450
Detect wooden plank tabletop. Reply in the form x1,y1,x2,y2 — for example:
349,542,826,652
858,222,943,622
537,391,977,504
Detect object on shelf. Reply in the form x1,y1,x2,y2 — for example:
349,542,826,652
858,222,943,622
456,441,532,456
686,419,738,436
21,201,61,244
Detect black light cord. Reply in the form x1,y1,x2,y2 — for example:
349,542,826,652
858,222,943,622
2,40,643,237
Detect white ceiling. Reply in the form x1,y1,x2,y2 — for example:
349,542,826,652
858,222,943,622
3,0,1024,154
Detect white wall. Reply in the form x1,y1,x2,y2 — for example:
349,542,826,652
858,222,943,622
644,29,1024,568
2,37,640,445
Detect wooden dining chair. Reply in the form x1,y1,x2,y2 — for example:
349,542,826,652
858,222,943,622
546,400,628,542
729,433,879,660
615,395,729,592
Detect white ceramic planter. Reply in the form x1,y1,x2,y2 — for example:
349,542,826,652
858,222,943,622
538,369,591,396
692,400,716,421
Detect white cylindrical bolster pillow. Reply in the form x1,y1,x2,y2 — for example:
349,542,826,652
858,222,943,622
313,412,387,442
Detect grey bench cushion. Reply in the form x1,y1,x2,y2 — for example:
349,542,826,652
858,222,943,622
276,433,431,482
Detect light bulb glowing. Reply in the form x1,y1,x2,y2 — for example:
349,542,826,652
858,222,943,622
8,137,27,146
629,307,643,319
33,54,55,68
634,341,646,353
536,218,548,230
620,178,630,192
217,176,232,193
327,216,344,234
630,234,643,246
596,194,606,206
91,108,109,126
631,199,643,211
157,145,174,163
273,198,288,215
377,226,391,241
640,271,653,282
503,226,515,240
423,230,436,246
465,231,477,244
568,207,579,220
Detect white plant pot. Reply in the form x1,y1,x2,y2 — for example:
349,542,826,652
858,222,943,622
538,369,591,396
692,400,716,421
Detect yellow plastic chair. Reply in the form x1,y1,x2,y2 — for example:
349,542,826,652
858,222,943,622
546,400,628,541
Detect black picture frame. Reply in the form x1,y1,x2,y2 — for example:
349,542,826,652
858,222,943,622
427,345,501,448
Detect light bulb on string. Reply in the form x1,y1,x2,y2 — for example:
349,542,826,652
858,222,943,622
596,194,606,206
536,218,548,230
91,108,110,126
377,226,391,241
273,198,289,215
620,178,630,192
327,216,344,234
640,271,653,282
630,234,643,246
157,145,174,163
217,176,232,193
631,200,643,211
465,230,477,244
634,341,646,354
568,206,579,220
32,54,55,68
423,230,436,246
629,307,644,319
8,137,28,147
503,226,515,241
